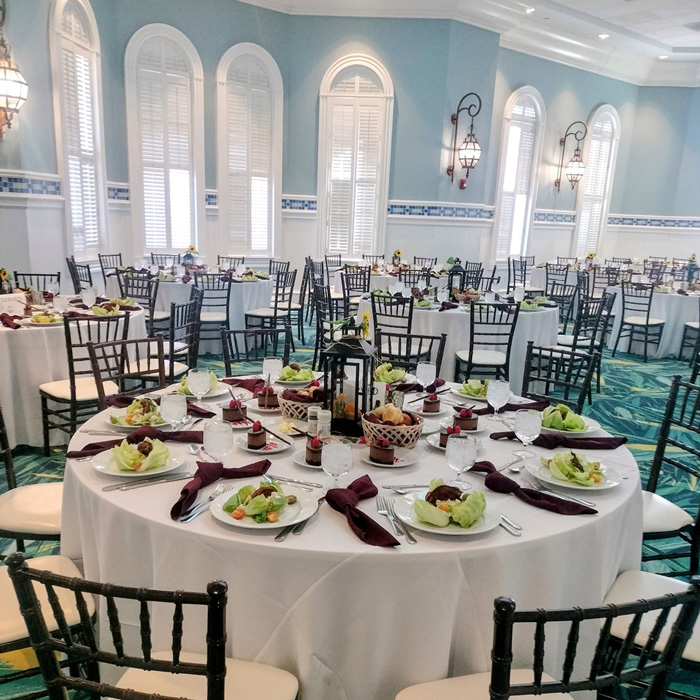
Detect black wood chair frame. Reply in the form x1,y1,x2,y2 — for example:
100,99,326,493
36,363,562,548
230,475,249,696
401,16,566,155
221,326,292,376
612,282,664,362
13,272,61,294
375,330,446,376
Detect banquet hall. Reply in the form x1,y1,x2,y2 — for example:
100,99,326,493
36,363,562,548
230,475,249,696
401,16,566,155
2,0,700,699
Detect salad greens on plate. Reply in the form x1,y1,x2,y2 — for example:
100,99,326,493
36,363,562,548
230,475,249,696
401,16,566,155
110,398,165,427
111,437,169,472
519,300,540,311
413,479,486,528
222,481,296,524
542,404,586,432
459,379,488,397
279,364,315,381
414,298,432,308
373,362,407,384
177,371,218,396
541,452,603,487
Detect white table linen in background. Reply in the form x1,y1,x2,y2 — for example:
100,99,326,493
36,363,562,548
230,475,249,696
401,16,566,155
334,270,449,295
62,385,641,700
0,309,147,447
358,300,559,391
529,267,580,291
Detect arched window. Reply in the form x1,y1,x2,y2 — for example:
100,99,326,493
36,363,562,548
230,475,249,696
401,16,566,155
573,105,621,257
216,44,282,258
317,55,394,256
125,25,204,254
50,0,108,260
492,86,545,261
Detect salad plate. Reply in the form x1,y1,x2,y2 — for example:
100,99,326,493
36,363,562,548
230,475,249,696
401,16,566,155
210,484,319,530
540,416,601,437
274,367,322,387
92,447,183,478
419,419,442,436
426,434,484,452
176,372,230,398
243,398,281,414
525,459,621,491
106,398,168,431
450,388,488,403
293,450,323,470
22,316,64,327
104,417,171,432
360,447,416,468
235,436,292,454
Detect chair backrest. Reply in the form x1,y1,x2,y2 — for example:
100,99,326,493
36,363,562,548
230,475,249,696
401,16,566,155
0,404,16,490
517,255,535,266
66,256,93,294
478,266,501,293
612,257,632,265
6,552,228,700
507,257,528,292
151,253,180,266
463,261,482,273
88,336,166,410
489,578,700,700
673,257,690,267
398,269,429,288
163,287,203,382
98,254,123,283
269,269,296,315
621,281,654,321
325,254,342,269
413,256,437,269
589,266,619,296
466,303,520,367
342,266,371,299
545,263,570,294
375,330,447,375
269,259,290,277
547,282,578,328
362,254,384,264
521,341,597,413
648,256,667,262
370,294,414,334
13,272,61,294
217,255,244,270
221,326,292,375
194,273,232,312
567,293,606,354
118,274,159,312
556,256,577,265
644,260,667,281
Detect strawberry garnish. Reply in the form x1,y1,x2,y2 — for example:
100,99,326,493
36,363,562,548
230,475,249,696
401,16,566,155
460,408,472,418
251,421,262,431
446,426,454,435
309,379,320,387
453,425,461,434
229,399,241,409
378,438,390,448
310,437,321,448
428,393,438,401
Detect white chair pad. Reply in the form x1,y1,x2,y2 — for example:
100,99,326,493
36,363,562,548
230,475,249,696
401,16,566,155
39,377,119,401
151,310,171,321
161,340,187,355
117,651,298,700
349,295,363,305
330,290,344,300
395,669,571,700
642,490,694,533
0,483,62,535
685,321,700,330
246,308,290,318
200,311,227,323
556,334,591,347
623,316,664,326
381,341,429,357
271,301,302,311
604,570,700,664
456,349,507,366
126,359,188,377
0,555,94,645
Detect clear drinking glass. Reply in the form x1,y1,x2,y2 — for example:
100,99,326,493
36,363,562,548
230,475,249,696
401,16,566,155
322,442,352,488
513,409,541,457
512,286,525,302
484,291,496,304
445,434,477,484
187,369,211,406
82,287,97,307
437,288,448,303
160,394,188,430
415,361,436,389
486,380,511,421
262,357,283,383
203,420,234,460
53,295,69,313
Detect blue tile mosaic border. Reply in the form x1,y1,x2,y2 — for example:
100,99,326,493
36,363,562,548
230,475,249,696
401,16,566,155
387,203,493,219
282,196,317,211
0,175,60,196
107,184,129,201
205,191,217,207
607,215,700,228
534,211,575,224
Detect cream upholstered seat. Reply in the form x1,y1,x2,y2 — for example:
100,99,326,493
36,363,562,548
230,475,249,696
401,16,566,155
200,311,227,323
642,490,694,533
39,377,119,401
456,349,507,366
395,669,572,700
604,570,700,664
0,555,94,645
685,321,700,330
556,334,591,346
117,651,298,700
0,483,62,536
246,307,290,318
623,315,664,326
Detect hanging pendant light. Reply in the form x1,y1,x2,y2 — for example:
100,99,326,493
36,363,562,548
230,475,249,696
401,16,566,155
565,146,585,187
458,128,481,170
0,0,28,138
554,121,587,192
446,92,482,187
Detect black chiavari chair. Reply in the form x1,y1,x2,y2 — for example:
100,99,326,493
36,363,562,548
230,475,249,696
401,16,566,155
477,266,500,293
588,265,620,298
324,254,342,284
13,272,61,294
612,256,632,265
118,274,165,335
269,259,290,277
680,296,700,364
159,287,202,383
246,270,297,350
97,253,123,285
517,254,535,266
151,253,181,267
194,273,233,350
370,294,414,336
612,282,664,362
413,256,437,269
375,330,446,376
341,265,371,316
556,256,577,265
362,254,384,265
644,260,667,282
398,268,430,289
221,326,292,376
507,257,543,295
545,263,570,294
217,255,244,270
547,281,578,332
65,256,92,294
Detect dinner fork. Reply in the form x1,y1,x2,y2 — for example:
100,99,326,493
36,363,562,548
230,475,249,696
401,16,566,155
180,484,232,522
524,478,596,509
376,496,402,537
387,499,416,544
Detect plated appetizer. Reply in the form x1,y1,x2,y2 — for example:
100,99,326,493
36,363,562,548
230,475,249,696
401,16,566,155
373,363,407,385
111,438,169,472
541,452,603,487
457,379,488,398
541,404,586,432
109,398,165,427
413,479,486,529
29,313,63,324
278,364,315,382
222,481,296,524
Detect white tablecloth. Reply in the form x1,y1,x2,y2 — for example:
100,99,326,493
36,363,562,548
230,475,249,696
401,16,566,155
62,385,641,700
530,267,579,291
606,287,700,358
334,271,449,295
0,309,147,447
358,300,559,392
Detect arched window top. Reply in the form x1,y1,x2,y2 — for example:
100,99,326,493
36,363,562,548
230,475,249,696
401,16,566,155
52,0,99,52
589,104,621,134
320,54,393,98
505,86,545,124
216,43,283,96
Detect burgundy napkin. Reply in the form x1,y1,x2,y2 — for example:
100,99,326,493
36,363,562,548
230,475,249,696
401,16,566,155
394,378,446,393
181,275,192,284
69,300,89,309
470,400,550,416
66,425,204,458
222,377,266,397
0,313,22,329
469,461,597,515
63,310,92,319
170,459,271,519
438,301,458,312
489,430,627,450
677,289,689,296
326,475,400,547
106,394,215,418
281,388,325,403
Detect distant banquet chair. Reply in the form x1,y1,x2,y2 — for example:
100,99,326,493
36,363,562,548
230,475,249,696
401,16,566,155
507,257,542,295
221,326,292,376
217,255,245,270
160,288,203,383
362,254,384,265
398,268,429,289
118,274,167,335
269,259,290,277
612,282,664,362
65,256,93,294
194,273,233,350
680,296,700,363
97,253,123,285
245,270,297,347
151,253,181,267
341,265,371,316
413,256,437,269
375,330,447,376
13,271,61,294
556,256,577,265
545,263,570,294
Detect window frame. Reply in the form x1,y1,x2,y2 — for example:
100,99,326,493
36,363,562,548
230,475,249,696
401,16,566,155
49,0,109,262
124,23,205,257
491,85,546,262
215,43,283,259
316,54,394,258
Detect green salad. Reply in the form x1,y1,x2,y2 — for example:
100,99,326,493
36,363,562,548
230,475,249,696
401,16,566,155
414,298,432,308
413,479,486,528
157,272,175,282
177,371,218,396
519,300,540,311
112,438,169,472
223,481,297,524
372,288,391,298
109,297,134,306
541,452,603,487
279,364,315,381
373,362,407,384
91,304,121,316
459,379,488,397
532,296,549,304
110,398,165,427
542,404,586,432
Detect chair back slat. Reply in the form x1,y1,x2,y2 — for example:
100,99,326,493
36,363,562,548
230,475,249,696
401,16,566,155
637,606,671,670
561,618,580,684
370,295,414,334
172,600,184,666
413,256,437,269
13,272,62,294
269,259,290,277
45,582,75,647
613,611,644,676
532,618,545,686
0,406,16,490
105,595,125,657
139,599,153,663
151,253,181,267
74,589,98,651
375,330,447,376
588,616,613,681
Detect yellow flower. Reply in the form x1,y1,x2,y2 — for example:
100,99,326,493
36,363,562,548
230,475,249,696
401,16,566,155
691,254,697,262
361,311,370,339
393,249,402,257
0,268,7,280
587,252,596,259
187,245,198,254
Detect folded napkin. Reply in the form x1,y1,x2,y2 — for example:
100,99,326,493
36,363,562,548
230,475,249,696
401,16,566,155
106,394,215,418
677,289,689,296
181,275,192,284
394,378,446,393
281,387,325,403
469,461,597,515
468,400,550,416
69,300,89,309
170,459,271,519
63,310,92,319
0,313,22,329
438,301,458,312
326,475,400,547
489,431,627,450
222,377,266,397
66,425,204,458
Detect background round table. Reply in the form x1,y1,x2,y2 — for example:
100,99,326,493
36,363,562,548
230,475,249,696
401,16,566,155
357,300,559,391
62,387,641,700
334,270,449,295
0,308,147,447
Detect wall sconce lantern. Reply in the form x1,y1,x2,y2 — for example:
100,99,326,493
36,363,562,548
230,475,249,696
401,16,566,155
447,92,482,187
555,121,587,192
0,0,27,139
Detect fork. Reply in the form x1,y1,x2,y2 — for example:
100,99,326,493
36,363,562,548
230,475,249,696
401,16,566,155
524,478,596,508
376,496,402,537
180,484,231,521
387,499,416,544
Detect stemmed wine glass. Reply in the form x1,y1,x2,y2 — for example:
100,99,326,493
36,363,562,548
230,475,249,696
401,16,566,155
322,442,352,489
513,409,541,458
187,369,211,408
262,357,283,383
160,394,188,431
415,361,436,390
486,380,511,422
203,420,234,460
445,434,477,485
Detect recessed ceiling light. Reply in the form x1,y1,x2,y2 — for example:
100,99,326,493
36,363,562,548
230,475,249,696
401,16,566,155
598,34,610,40
525,7,535,14
658,55,669,60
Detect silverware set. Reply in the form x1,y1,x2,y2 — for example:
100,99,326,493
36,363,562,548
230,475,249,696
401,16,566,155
102,472,193,492
523,478,596,508
180,483,235,522
275,496,326,541
376,495,416,544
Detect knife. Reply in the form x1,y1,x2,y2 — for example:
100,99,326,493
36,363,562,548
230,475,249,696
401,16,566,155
102,472,193,492
266,474,323,489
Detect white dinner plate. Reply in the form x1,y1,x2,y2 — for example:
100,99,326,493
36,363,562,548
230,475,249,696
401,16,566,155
360,447,416,468
21,317,64,327
293,450,324,469
438,417,489,435
420,419,442,436
243,398,282,414
450,388,488,402
235,435,293,454
177,382,230,399
540,416,601,437
210,484,319,530
92,449,183,478
425,434,484,452
394,493,501,536
524,460,621,491
103,416,171,432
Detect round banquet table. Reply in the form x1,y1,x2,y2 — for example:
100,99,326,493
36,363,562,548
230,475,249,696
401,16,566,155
61,384,642,700
606,287,700,358
357,299,559,393
0,307,147,448
529,266,579,291
334,270,449,295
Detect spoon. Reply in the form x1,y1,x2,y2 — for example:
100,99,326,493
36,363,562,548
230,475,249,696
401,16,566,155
188,444,217,461
499,450,533,474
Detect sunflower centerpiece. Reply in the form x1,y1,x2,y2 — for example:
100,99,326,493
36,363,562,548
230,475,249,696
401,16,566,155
392,249,402,266
182,245,198,267
0,268,12,294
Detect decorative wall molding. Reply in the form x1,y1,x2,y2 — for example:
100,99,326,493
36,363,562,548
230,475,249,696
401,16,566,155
387,201,494,220
534,210,575,225
607,214,700,230
282,195,316,212
107,182,130,201
0,171,61,197
205,190,218,208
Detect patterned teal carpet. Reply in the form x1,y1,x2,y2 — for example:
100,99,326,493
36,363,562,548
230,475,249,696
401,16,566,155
1,338,698,697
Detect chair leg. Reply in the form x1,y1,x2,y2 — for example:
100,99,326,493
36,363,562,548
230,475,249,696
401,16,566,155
643,326,649,363
41,394,51,457
612,323,624,357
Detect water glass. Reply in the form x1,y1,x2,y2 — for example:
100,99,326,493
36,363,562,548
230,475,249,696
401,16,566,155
82,287,97,307
322,442,352,488
512,286,525,302
437,288,448,303
484,291,496,304
262,357,283,383
415,361,436,389
445,434,477,484
187,369,212,405
513,409,541,457
203,420,234,460
160,394,188,430
486,380,511,421
53,295,69,313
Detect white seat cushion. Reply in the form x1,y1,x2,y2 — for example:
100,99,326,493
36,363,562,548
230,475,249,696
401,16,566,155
623,316,664,326
0,555,94,645
456,349,507,366
556,334,591,347
271,301,302,311
349,295,363,305
685,321,700,330
642,490,694,533
396,669,571,700
330,290,344,300
0,483,62,535
126,359,189,377
150,310,171,321
161,340,187,355
604,570,700,664
381,341,430,357
39,377,119,401
246,308,290,318
117,651,298,700
200,311,227,323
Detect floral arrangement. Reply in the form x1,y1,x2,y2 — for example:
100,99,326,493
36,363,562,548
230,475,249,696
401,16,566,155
361,311,370,340
691,254,697,263
393,249,402,258
186,245,198,255
586,252,596,260
0,268,12,294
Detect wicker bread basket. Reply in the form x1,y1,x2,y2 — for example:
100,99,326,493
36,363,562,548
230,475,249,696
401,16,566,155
278,395,323,421
361,412,424,449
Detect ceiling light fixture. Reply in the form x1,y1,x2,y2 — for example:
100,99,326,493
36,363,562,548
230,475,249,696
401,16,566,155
658,55,669,60
0,0,28,139
447,92,482,189
525,7,535,14
555,121,588,192
598,34,610,40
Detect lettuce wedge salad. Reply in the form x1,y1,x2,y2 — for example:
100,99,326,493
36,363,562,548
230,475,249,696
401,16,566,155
373,363,407,384
459,379,488,397
110,398,165,427
112,438,169,472
177,371,219,396
222,481,297,524
541,452,603,487
413,479,486,529
542,404,586,432
279,364,315,381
